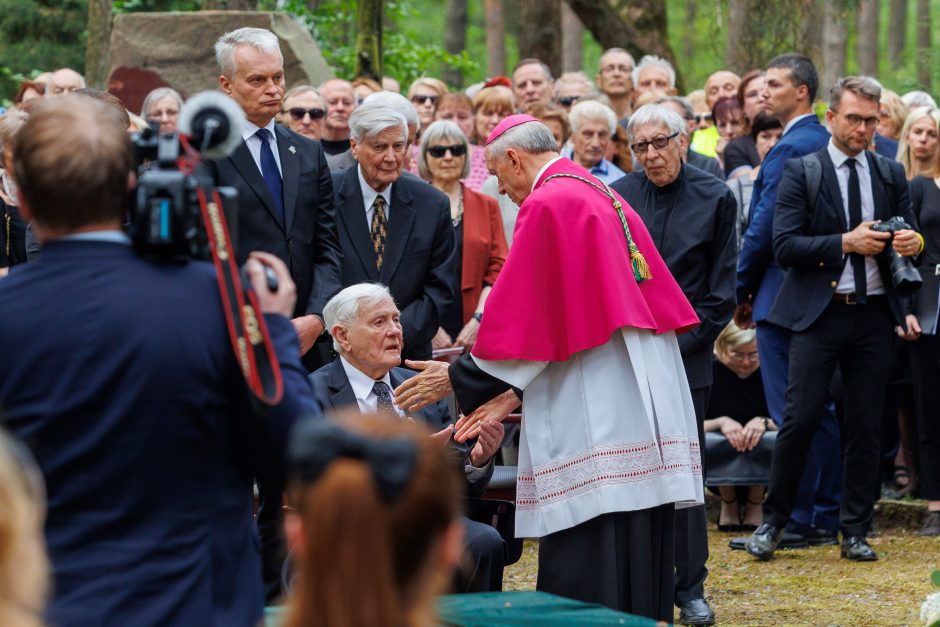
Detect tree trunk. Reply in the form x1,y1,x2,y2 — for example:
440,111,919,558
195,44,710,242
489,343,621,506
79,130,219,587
85,0,112,91
887,0,906,67
517,0,562,77
916,0,932,90
567,0,683,91
202,0,257,9
821,0,848,98
798,0,823,65
443,0,468,87
721,0,816,76
683,0,696,67
484,0,506,77
857,0,879,76
725,0,749,73
354,0,382,81
561,2,583,74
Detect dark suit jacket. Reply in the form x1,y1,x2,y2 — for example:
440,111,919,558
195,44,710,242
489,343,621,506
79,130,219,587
308,358,492,495
333,167,457,360
724,135,760,176
768,147,916,331
0,240,319,627
204,124,343,320
737,114,831,321
872,133,899,160
612,164,737,389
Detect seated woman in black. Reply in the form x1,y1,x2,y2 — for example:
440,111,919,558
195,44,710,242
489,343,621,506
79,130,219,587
704,322,775,531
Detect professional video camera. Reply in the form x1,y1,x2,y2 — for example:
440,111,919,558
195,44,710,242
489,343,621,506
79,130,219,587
128,92,284,405
870,216,923,295
129,91,244,262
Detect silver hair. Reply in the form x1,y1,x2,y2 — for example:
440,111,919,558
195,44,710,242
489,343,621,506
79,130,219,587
215,27,283,78
139,87,183,119
829,75,882,110
900,90,938,110
554,71,599,99
284,84,320,102
418,120,471,180
486,120,558,160
598,47,636,71
323,283,395,352
363,91,421,133
657,95,695,121
348,102,408,143
568,100,617,135
626,104,688,145
632,55,676,89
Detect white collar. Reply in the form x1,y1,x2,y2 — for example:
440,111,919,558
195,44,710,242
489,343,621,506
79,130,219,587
357,164,393,211
241,117,278,142
782,112,816,136
340,355,394,404
826,138,868,171
531,155,564,192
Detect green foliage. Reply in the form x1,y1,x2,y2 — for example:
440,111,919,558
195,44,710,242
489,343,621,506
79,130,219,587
113,0,203,11
932,569,940,588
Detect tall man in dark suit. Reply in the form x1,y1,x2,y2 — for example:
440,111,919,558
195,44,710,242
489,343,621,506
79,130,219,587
309,283,506,591
0,95,318,627
734,54,843,546
332,101,457,361
207,27,343,367
746,76,922,562
612,104,737,627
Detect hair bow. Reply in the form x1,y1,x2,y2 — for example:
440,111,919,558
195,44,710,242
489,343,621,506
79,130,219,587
288,418,418,503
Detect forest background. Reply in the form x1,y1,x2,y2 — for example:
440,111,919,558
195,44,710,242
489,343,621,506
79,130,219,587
0,0,936,104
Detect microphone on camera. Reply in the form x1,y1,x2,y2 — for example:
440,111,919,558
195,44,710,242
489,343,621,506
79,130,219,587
178,91,246,159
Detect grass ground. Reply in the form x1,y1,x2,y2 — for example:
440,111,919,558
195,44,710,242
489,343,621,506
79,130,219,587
503,507,939,625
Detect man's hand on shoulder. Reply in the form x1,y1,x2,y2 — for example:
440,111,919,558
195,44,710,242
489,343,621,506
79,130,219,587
842,220,890,256
245,252,297,317
291,315,324,355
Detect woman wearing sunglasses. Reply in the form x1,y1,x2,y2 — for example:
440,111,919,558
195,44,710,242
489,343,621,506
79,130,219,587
418,121,508,352
279,85,326,141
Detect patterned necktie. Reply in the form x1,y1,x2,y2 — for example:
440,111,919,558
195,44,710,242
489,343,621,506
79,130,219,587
371,195,387,272
845,158,867,303
255,128,285,222
373,381,397,416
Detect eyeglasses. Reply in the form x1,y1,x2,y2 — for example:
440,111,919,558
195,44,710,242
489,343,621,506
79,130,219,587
836,112,879,128
558,95,581,107
630,132,680,155
694,113,713,124
285,107,325,121
730,350,759,362
411,95,439,107
427,144,467,158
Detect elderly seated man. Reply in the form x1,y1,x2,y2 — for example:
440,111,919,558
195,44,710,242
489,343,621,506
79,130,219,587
308,283,507,593
567,100,626,184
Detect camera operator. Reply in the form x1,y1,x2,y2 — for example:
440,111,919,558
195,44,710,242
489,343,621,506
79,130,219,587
744,76,922,563
0,95,320,626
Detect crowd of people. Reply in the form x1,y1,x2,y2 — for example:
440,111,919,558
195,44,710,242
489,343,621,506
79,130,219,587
0,23,939,627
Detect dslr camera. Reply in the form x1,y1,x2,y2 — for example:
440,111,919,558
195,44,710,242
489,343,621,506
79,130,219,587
870,216,922,295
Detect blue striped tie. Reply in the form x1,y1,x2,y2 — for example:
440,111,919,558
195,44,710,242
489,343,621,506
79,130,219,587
255,128,284,222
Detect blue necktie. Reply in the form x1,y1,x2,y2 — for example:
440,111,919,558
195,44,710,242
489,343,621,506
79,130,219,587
255,128,284,222
373,381,397,417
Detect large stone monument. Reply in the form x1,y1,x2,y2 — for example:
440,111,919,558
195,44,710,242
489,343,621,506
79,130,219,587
108,11,333,115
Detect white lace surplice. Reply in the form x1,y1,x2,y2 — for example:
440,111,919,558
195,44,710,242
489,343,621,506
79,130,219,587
473,328,704,538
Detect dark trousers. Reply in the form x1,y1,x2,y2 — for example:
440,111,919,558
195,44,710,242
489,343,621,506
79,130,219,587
257,479,286,603
538,505,676,622
911,334,940,500
674,386,709,605
765,299,894,537
459,518,506,592
756,320,842,533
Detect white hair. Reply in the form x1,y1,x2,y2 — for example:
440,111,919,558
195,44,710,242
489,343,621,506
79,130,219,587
901,90,938,110
486,120,558,160
626,104,688,145
139,87,183,119
418,120,470,180
323,283,395,352
632,55,676,89
215,27,283,78
363,91,421,133
569,100,617,135
348,102,408,143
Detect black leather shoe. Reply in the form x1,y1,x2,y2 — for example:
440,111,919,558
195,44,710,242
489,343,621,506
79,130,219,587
745,523,782,560
678,597,715,626
729,530,807,551
840,536,878,561
808,527,839,546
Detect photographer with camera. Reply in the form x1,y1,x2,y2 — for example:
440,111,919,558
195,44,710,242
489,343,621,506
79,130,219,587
744,76,922,564
0,94,320,626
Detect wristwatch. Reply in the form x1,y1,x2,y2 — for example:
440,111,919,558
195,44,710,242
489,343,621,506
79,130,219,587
472,312,483,323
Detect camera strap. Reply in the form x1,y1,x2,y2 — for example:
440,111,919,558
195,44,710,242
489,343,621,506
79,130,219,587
195,183,284,405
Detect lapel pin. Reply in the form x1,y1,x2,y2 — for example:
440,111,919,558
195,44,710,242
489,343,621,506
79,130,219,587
288,146,296,154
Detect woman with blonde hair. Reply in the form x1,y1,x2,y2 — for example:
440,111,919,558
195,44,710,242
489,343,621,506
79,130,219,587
877,89,908,141
407,77,449,132
897,106,940,180
704,322,775,531
283,416,464,627
470,86,514,144
0,428,48,627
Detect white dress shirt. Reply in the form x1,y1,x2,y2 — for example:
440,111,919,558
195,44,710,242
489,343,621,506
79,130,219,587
241,119,283,177
783,112,816,136
339,356,405,417
358,165,393,226
826,140,885,295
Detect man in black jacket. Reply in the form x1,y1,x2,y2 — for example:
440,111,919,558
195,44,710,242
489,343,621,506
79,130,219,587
611,103,737,627
745,76,921,563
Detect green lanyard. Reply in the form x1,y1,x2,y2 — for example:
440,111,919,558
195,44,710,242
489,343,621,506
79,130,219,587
543,173,652,283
